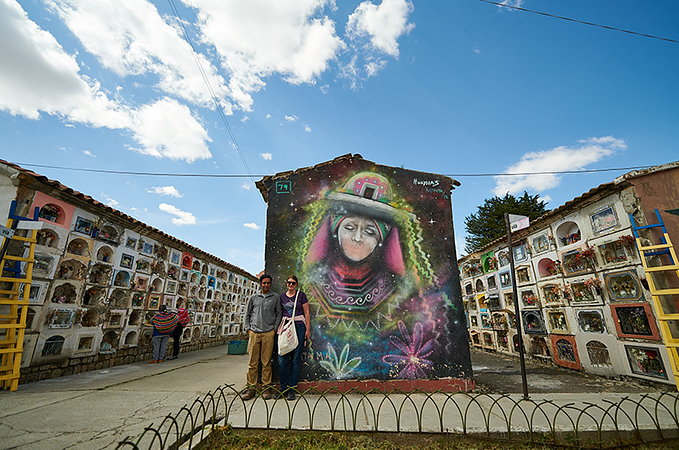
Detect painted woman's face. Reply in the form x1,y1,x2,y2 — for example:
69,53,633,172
338,216,379,261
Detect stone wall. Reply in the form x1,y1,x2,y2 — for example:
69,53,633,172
19,337,229,384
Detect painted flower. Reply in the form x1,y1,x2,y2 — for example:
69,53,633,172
381,321,434,379
319,343,361,379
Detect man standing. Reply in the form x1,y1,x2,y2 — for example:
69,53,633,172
242,274,281,400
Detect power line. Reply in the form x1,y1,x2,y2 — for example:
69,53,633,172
14,161,656,178
166,0,256,181
477,0,679,44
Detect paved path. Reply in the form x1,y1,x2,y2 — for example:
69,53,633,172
0,346,248,450
1,346,677,450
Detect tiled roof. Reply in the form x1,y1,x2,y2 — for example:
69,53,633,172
0,159,257,280
459,180,627,263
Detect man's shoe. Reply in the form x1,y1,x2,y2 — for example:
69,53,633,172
262,389,273,400
166,356,178,360
149,360,160,364
285,391,296,401
241,388,256,401
273,391,284,400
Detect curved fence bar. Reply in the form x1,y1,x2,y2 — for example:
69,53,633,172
116,385,679,449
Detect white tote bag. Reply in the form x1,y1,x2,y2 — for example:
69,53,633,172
277,292,299,356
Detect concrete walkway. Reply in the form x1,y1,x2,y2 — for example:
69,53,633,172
1,346,678,450
0,346,248,450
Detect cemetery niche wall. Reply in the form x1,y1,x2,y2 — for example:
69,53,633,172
0,159,259,384
257,154,473,391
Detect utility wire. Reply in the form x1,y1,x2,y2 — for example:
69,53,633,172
477,0,679,44
14,162,657,178
166,0,256,181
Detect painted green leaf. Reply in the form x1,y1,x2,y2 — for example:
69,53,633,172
345,357,361,371
327,342,338,365
339,344,349,368
319,360,336,374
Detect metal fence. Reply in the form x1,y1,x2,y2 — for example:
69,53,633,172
116,385,679,449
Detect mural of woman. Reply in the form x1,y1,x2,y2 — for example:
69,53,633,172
303,172,419,320
299,171,444,380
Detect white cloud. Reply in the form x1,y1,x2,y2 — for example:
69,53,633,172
284,114,298,122
493,136,627,196
159,203,197,226
0,0,131,126
346,0,414,58
0,1,211,163
539,195,552,203
82,150,95,157
266,114,271,119
243,222,261,230
473,46,481,54
147,186,183,198
184,0,344,111
100,193,119,207
365,59,387,76
260,152,273,160
241,115,250,123
129,97,212,162
319,84,329,94
304,125,312,133
65,123,75,128
241,181,252,190
45,0,230,109
500,0,524,8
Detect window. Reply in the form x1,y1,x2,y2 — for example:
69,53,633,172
39,204,63,223
556,339,577,363
590,205,619,234
532,234,550,255
586,341,612,368
556,221,581,247
516,267,531,284
521,289,538,308
513,245,528,263
42,336,65,356
522,311,545,334
605,272,641,300
36,229,59,248
577,310,606,333
598,241,627,264
548,310,569,333
613,305,653,337
74,217,93,235
499,271,511,288
625,346,667,379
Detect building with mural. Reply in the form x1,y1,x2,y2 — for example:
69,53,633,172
0,160,259,384
256,154,473,391
459,160,679,386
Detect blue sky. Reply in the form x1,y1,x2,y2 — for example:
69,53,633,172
1,0,677,274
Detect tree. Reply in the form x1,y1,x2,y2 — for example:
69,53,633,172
464,192,549,254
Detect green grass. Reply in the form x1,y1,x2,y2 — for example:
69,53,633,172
202,426,679,449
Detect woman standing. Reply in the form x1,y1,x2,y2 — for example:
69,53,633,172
277,275,310,400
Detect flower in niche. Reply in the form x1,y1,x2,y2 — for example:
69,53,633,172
382,321,434,379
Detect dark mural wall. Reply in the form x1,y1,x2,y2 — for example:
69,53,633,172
261,157,472,383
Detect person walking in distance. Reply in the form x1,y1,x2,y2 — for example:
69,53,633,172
242,274,281,400
150,305,179,364
167,299,190,360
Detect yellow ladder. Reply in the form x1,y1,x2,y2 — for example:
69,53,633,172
0,201,40,391
631,209,679,389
